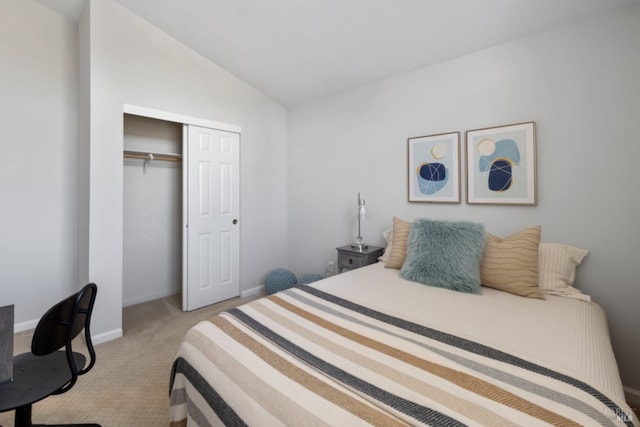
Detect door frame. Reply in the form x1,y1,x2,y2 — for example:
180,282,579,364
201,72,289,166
124,105,241,135
122,104,241,311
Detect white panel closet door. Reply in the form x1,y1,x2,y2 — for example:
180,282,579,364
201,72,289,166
183,125,240,311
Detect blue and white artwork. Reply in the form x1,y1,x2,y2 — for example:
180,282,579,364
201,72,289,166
478,139,520,192
408,132,460,203
466,122,536,205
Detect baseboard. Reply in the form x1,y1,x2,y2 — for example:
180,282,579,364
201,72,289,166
123,287,261,307
17,286,257,335
14,318,39,334
625,386,640,404
241,285,265,300
13,319,122,347
92,328,123,345
122,289,180,307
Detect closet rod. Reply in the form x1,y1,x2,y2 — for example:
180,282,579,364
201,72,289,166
123,149,182,162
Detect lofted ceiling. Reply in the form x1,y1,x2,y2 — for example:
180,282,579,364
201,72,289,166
35,0,636,106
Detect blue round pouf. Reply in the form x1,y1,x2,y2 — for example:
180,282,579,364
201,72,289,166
265,268,297,295
298,274,324,285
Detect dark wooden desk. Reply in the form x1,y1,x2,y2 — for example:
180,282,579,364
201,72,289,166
0,305,13,385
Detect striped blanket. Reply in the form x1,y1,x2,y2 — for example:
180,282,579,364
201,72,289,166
170,283,637,426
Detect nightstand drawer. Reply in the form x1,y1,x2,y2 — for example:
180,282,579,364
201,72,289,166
339,253,364,269
336,245,384,273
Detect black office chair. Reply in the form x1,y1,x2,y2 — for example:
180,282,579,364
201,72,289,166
0,283,100,427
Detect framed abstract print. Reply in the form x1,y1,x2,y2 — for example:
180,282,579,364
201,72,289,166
408,132,460,203
466,122,537,205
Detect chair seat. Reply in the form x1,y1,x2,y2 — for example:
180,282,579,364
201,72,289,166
0,351,86,413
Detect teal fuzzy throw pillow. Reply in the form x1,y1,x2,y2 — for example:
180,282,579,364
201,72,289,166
400,219,486,294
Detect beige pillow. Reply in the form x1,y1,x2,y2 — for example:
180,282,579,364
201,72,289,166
538,243,590,301
384,217,412,269
480,226,544,298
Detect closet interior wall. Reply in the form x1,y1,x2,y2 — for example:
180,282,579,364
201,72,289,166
123,114,183,307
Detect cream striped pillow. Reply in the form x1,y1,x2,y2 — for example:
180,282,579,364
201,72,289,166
538,243,590,301
384,217,412,269
480,226,544,298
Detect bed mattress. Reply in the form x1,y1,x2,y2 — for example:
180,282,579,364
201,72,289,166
170,263,637,426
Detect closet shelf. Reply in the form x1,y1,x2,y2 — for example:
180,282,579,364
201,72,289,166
123,149,182,162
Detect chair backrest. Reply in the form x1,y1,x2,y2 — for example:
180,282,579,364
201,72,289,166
31,283,98,381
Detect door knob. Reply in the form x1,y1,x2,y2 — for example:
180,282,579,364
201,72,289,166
233,219,238,224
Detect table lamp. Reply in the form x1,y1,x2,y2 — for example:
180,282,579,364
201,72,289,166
351,192,368,251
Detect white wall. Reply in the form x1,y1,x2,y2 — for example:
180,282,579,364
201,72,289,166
80,0,288,341
287,4,640,390
5,0,638,393
123,115,182,306
0,0,79,329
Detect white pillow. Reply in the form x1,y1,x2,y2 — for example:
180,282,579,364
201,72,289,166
378,229,393,262
538,243,590,301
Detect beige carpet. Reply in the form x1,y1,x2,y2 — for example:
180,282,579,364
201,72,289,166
0,294,253,427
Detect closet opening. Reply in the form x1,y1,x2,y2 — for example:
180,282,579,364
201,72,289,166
123,114,183,310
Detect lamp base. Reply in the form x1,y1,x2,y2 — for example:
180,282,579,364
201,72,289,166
350,242,368,251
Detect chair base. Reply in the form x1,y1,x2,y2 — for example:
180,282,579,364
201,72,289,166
15,404,100,427
32,425,101,427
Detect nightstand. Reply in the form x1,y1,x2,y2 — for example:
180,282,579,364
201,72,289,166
336,245,384,273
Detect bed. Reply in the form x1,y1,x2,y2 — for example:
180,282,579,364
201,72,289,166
169,221,637,426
